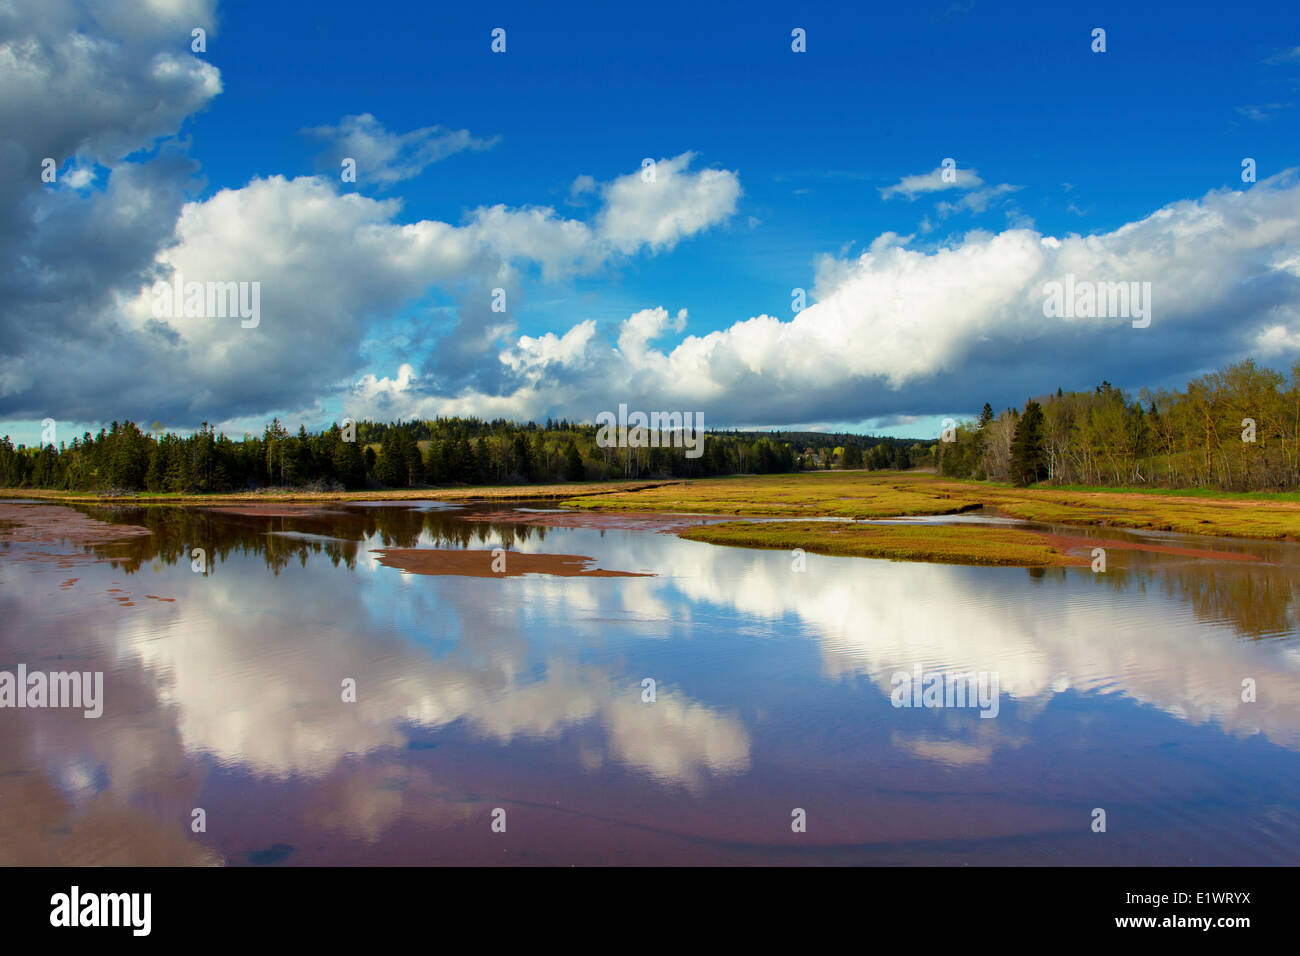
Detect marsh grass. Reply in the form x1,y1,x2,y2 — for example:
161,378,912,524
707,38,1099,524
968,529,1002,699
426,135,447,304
11,471,1300,540
678,520,1080,567
567,471,1300,540
561,472,982,519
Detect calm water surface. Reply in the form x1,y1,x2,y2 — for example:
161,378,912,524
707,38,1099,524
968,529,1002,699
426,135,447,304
1,500,1298,865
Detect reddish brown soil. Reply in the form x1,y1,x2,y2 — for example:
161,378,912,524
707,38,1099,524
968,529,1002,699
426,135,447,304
371,548,652,578
0,503,150,545
0,507,169,597
3,551,108,570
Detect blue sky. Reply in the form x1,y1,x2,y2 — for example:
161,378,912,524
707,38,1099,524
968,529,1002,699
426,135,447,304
195,0,1291,335
2,0,1299,445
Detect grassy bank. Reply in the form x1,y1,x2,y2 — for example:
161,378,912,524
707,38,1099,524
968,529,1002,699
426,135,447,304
930,480,1300,539
1038,483,1300,503
8,470,1300,541
562,472,982,519
564,471,1300,540
678,520,1081,567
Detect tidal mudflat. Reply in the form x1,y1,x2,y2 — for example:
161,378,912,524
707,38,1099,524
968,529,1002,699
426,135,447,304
1,497,1298,865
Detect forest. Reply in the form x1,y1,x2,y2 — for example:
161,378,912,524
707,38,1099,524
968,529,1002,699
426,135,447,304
4,358,1295,494
939,359,1300,490
0,415,927,493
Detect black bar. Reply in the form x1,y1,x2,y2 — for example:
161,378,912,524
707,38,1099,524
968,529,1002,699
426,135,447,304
0,866,1280,942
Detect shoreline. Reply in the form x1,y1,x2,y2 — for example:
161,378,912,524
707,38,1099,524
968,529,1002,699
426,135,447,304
0,479,676,505
4,471,1299,566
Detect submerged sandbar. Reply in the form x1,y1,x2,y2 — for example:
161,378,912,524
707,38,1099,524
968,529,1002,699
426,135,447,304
371,548,652,578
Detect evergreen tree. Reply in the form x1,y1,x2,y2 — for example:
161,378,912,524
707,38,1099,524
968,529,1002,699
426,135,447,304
472,438,490,484
332,436,366,489
377,431,401,486
1010,400,1048,486
264,418,288,485
512,433,534,482
532,431,547,482
452,434,473,482
145,443,167,492
403,433,424,486
565,440,584,480
424,438,446,484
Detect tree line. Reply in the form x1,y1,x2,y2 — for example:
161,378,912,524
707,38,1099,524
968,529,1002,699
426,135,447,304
9,358,1292,494
0,415,927,493
940,359,1300,490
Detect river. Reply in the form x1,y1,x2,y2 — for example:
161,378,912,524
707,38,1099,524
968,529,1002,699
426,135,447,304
1,499,1297,865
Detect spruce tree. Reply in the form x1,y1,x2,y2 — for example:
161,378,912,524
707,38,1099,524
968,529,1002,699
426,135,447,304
424,438,446,484
453,434,473,482
145,443,167,492
565,440,584,480
1010,399,1047,486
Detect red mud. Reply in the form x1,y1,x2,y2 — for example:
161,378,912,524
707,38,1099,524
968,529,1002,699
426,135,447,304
0,503,150,545
371,548,652,578
6,551,108,570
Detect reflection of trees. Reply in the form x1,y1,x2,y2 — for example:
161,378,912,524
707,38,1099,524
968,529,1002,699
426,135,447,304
74,503,555,578
66,502,1299,640
77,505,365,576
1006,522,1300,640
1039,550,1300,640
1154,564,1300,639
